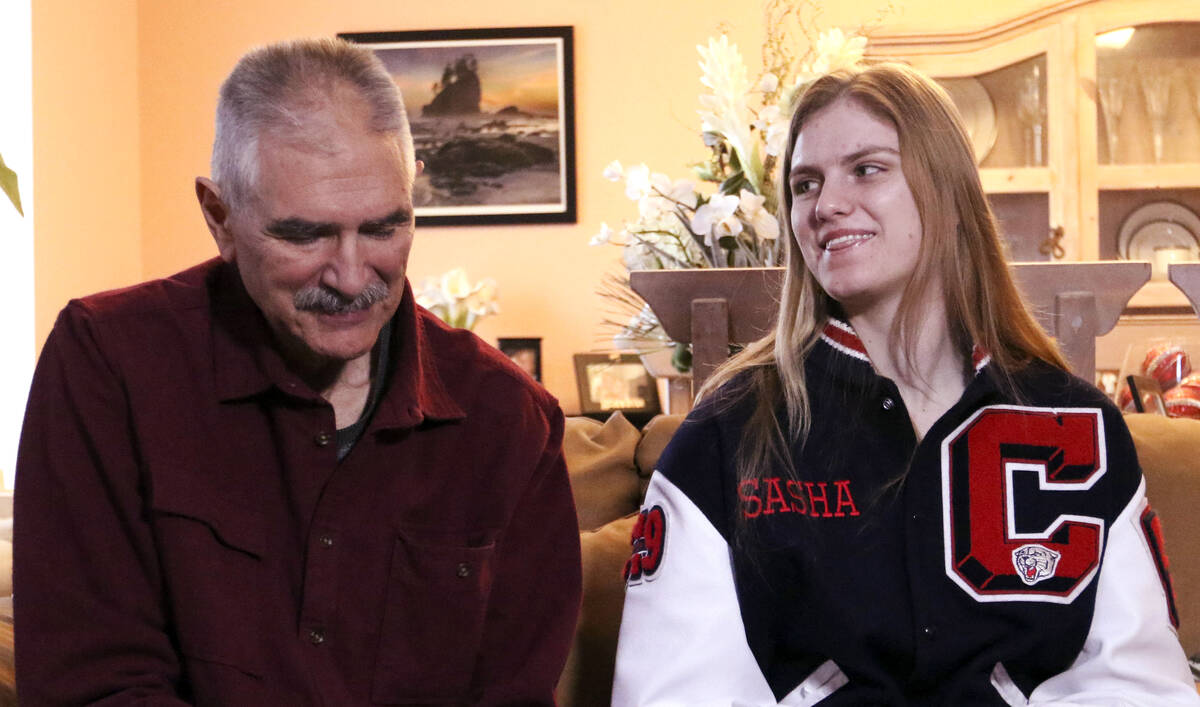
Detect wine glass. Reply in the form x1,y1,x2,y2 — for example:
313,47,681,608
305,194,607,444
1139,69,1172,163
1191,71,1200,138
1098,76,1125,164
1016,65,1046,166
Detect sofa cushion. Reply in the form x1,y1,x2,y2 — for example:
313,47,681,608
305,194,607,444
633,414,685,499
1125,413,1200,658
555,514,635,707
563,413,642,532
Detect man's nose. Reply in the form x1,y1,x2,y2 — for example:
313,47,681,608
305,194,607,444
321,233,370,296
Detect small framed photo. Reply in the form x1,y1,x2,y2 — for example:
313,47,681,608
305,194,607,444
1125,374,1167,415
339,26,576,226
573,353,661,418
498,337,542,382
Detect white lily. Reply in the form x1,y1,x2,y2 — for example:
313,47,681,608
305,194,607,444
441,268,472,299
415,276,449,310
739,189,780,240
417,268,501,331
690,193,741,241
715,214,744,239
810,28,868,75
765,119,791,157
602,160,624,181
757,72,780,94
624,163,652,201
590,222,615,246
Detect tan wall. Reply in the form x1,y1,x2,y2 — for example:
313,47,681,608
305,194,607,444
33,0,1073,413
33,0,142,340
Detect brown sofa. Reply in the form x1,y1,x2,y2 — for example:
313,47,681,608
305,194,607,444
1,413,1194,704
558,412,1200,705
556,412,682,707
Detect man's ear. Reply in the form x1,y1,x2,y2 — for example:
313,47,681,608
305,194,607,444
196,177,236,263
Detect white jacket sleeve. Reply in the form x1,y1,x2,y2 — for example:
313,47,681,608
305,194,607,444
611,473,848,707
1026,477,1200,706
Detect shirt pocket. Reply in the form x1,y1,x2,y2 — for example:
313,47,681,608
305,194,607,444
150,484,266,677
371,530,497,704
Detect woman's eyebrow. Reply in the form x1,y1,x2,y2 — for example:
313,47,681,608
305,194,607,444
840,145,900,165
789,145,899,178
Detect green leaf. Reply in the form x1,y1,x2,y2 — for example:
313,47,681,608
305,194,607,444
0,152,22,216
719,170,749,195
728,148,742,172
671,342,692,373
691,164,717,182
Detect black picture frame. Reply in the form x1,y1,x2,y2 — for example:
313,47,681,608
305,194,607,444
498,337,542,382
339,26,576,226
573,353,662,419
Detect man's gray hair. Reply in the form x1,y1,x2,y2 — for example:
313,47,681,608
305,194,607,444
211,37,414,210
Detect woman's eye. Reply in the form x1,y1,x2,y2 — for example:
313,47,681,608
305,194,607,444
792,178,820,196
855,164,883,177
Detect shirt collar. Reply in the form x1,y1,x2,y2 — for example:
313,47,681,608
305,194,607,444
210,261,465,427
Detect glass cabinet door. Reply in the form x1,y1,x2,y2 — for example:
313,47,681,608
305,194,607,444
1095,22,1200,289
1096,22,1200,166
936,55,1056,261
939,55,1049,169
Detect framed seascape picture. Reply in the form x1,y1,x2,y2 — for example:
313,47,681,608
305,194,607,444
339,26,576,226
497,337,542,382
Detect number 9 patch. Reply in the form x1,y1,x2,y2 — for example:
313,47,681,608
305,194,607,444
624,506,667,586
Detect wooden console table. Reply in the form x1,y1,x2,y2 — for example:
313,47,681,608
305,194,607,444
630,268,784,399
1010,261,1150,378
1171,263,1200,316
632,262,1173,411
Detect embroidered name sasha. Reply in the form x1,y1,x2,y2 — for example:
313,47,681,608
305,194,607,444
738,477,861,518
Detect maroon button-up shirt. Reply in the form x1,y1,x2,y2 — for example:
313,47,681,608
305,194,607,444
15,259,581,706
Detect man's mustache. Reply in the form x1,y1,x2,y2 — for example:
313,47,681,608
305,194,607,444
294,281,390,314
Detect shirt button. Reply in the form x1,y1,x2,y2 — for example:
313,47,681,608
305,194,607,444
318,534,334,548
308,628,326,645
456,562,471,578
881,397,895,411
314,431,332,447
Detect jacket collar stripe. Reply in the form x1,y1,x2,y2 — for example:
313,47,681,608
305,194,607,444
819,317,993,376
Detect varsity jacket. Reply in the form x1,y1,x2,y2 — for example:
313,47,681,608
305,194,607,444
613,318,1198,706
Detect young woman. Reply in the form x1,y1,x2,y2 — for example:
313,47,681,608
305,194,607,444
612,63,1198,706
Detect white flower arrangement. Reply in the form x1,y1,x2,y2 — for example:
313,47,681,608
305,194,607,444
415,268,499,331
592,1,871,366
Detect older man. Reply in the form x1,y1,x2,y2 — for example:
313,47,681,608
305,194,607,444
15,38,580,705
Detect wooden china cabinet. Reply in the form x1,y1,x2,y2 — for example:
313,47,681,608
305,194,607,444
866,0,1200,309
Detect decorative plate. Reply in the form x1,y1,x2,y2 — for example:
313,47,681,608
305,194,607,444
940,77,997,164
1117,201,1200,262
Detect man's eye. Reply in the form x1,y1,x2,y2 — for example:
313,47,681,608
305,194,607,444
361,227,395,239
275,233,321,245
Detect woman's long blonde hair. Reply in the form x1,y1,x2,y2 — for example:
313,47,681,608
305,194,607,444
699,62,1066,489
